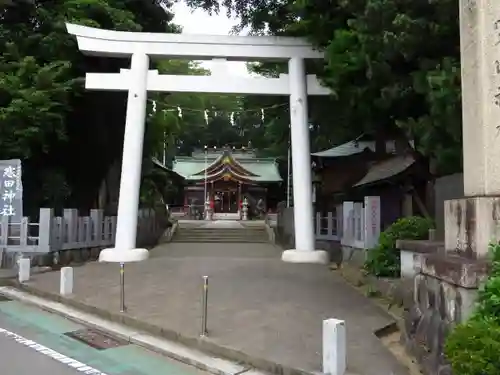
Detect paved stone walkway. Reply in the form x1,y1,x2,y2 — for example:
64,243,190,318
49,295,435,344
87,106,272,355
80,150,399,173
22,242,409,375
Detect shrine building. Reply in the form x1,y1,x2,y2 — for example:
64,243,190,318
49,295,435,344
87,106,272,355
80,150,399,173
172,147,282,214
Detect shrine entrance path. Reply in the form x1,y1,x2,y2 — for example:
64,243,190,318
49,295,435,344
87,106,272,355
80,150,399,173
21,242,409,375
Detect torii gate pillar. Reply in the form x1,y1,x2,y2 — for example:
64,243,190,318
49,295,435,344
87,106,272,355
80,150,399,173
100,52,150,262
66,23,329,264
281,58,327,264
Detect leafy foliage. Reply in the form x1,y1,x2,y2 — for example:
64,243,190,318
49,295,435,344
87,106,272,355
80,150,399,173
364,216,433,277
0,51,75,158
184,0,463,173
445,243,500,375
0,0,184,213
1,0,465,213
444,318,500,375
468,243,500,323
1,0,275,213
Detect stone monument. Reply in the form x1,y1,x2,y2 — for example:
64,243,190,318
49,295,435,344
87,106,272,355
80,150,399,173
398,1,498,374
445,0,500,257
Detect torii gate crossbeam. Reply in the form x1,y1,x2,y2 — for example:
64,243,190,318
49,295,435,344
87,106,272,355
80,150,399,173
67,23,330,265
86,69,329,95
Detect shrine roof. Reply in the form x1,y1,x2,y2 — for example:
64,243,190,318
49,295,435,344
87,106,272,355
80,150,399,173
151,157,185,179
312,136,415,158
312,140,375,158
172,150,282,182
353,155,415,187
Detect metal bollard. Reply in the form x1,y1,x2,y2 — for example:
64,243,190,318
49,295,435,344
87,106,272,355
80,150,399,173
120,263,126,313
201,276,208,337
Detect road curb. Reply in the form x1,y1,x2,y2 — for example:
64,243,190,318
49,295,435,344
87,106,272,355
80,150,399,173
2,279,315,375
0,285,249,375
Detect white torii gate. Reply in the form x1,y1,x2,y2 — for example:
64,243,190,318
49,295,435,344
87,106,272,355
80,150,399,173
66,23,330,264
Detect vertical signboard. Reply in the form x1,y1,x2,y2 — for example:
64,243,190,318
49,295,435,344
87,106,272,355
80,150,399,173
364,196,380,249
341,201,353,245
0,159,23,222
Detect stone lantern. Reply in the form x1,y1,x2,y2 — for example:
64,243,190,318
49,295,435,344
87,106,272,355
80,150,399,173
204,194,212,220
242,197,249,221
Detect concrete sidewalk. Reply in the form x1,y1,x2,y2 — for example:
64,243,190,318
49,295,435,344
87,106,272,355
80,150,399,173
13,243,410,375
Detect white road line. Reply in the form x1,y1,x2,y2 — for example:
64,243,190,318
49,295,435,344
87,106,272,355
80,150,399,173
0,327,108,375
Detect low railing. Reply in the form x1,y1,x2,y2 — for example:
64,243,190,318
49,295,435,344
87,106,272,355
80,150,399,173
315,199,378,250
0,208,162,254
279,197,380,250
315,205,343,241
168,204,205,220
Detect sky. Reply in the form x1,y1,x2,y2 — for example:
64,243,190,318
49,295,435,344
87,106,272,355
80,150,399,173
171,1,250,77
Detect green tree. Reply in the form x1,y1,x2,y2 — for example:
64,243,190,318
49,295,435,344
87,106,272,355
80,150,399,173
0,0,179,213
182,0,463,174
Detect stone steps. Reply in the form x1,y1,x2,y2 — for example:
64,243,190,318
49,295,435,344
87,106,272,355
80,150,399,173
173,237,269,243
173,226,269,243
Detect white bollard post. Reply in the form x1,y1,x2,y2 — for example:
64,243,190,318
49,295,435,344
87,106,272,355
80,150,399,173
60,267,74,296
18,258,30,283
323,318,346,375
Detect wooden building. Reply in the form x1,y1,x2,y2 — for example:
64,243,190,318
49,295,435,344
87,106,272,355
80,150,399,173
172,147,282,214
312,136,428,230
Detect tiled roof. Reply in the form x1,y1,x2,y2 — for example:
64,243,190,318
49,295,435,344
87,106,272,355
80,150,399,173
353,155,415,187
311,140,376,157
172,153,282,182
151,158,184,178
312,138,413,158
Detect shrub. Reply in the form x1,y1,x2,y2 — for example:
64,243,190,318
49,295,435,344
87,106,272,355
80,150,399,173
445,243,500,374
444,318,500,375
474,243,500,321
364,216,433,277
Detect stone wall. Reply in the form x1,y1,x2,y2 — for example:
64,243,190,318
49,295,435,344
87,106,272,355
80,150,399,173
398,240,489,375
404,273,476,375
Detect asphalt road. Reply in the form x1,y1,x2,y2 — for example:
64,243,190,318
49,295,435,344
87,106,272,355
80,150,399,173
0,297,209,375
0,321,83,375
